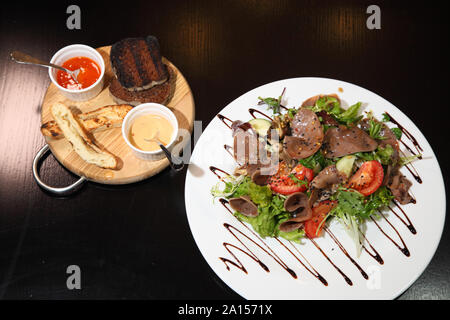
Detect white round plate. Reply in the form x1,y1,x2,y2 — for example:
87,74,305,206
184,77,446,299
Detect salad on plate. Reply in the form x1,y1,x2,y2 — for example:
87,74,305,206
211,90,419,255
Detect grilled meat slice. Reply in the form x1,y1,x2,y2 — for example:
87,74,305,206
284,108,324,159
387,169,414,204
322,126,378,158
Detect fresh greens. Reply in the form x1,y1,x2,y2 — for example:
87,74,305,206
217,177,304,242
297,151,332,173
335,102,363,126
354,144,395,165
329,187,394,256
257,88,286,114
391,127,402,140
287,107,297,119
211,174,246,200
367,119,386,140
232,176,272,207
306,97,363,126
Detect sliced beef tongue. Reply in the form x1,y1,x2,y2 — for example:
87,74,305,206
387,169,414,204
310,165,347,190
322,126,378,158
279,192,312,232
229,196,259,217
284,108,324,159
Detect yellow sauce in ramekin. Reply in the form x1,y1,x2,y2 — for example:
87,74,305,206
128,114,173,152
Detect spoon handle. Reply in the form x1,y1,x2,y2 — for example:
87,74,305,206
158,143,185,171
10,51,70,73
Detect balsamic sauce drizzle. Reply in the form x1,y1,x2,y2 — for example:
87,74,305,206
385,112,423,153
248,108,274,121
308,238,353,286
219,199,297,279
217,114,234,129
324,228,369,280
399,149,423,184
399,139,422,160
389,200,417,235
359,232,384,265
371,212,410,257
221,223,270,274
385,111,423,183
209,166,230,180
276,239,328,286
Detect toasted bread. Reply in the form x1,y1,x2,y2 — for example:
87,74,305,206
109,64,176,106
51,102,118,169
110,35,168,92
41,104,132,139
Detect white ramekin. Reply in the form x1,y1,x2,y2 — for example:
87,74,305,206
49,44,105,102
122,103,179,161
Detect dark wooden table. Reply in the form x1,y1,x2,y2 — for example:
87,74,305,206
0,0,448,300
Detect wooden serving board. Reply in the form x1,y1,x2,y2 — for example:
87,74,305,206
40,46,195,184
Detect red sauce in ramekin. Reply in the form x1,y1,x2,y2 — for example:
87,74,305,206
56,56,101,90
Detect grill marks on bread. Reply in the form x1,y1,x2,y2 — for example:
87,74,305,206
111,36,168,91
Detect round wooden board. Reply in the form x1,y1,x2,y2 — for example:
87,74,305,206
41,46,195,184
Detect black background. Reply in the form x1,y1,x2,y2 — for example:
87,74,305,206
0,0,448,299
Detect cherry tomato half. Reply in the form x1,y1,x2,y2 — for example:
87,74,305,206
269,163,314,195
347,160,384,196
304,200,337,238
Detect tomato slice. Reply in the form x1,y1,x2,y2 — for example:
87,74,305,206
269,163,314,195
304,200,337,238
347,160,384,196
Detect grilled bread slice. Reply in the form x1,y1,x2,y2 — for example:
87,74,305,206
110,35,168,92
41,104,132,139
51,102,118,169
109,64,176,106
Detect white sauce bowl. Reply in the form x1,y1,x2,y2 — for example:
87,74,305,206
49,44,105,102
122,103,179,161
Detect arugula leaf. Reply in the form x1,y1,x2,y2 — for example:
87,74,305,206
381,113,390,122
335,102,363,126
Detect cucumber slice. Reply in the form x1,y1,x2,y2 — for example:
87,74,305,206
336,155,356,177
248,118,272,137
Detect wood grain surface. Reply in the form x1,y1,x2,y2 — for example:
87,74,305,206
0,0,449,300
41,46,195,184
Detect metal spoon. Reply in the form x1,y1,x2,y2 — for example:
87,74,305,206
10,50,80,84
144,131,184,171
